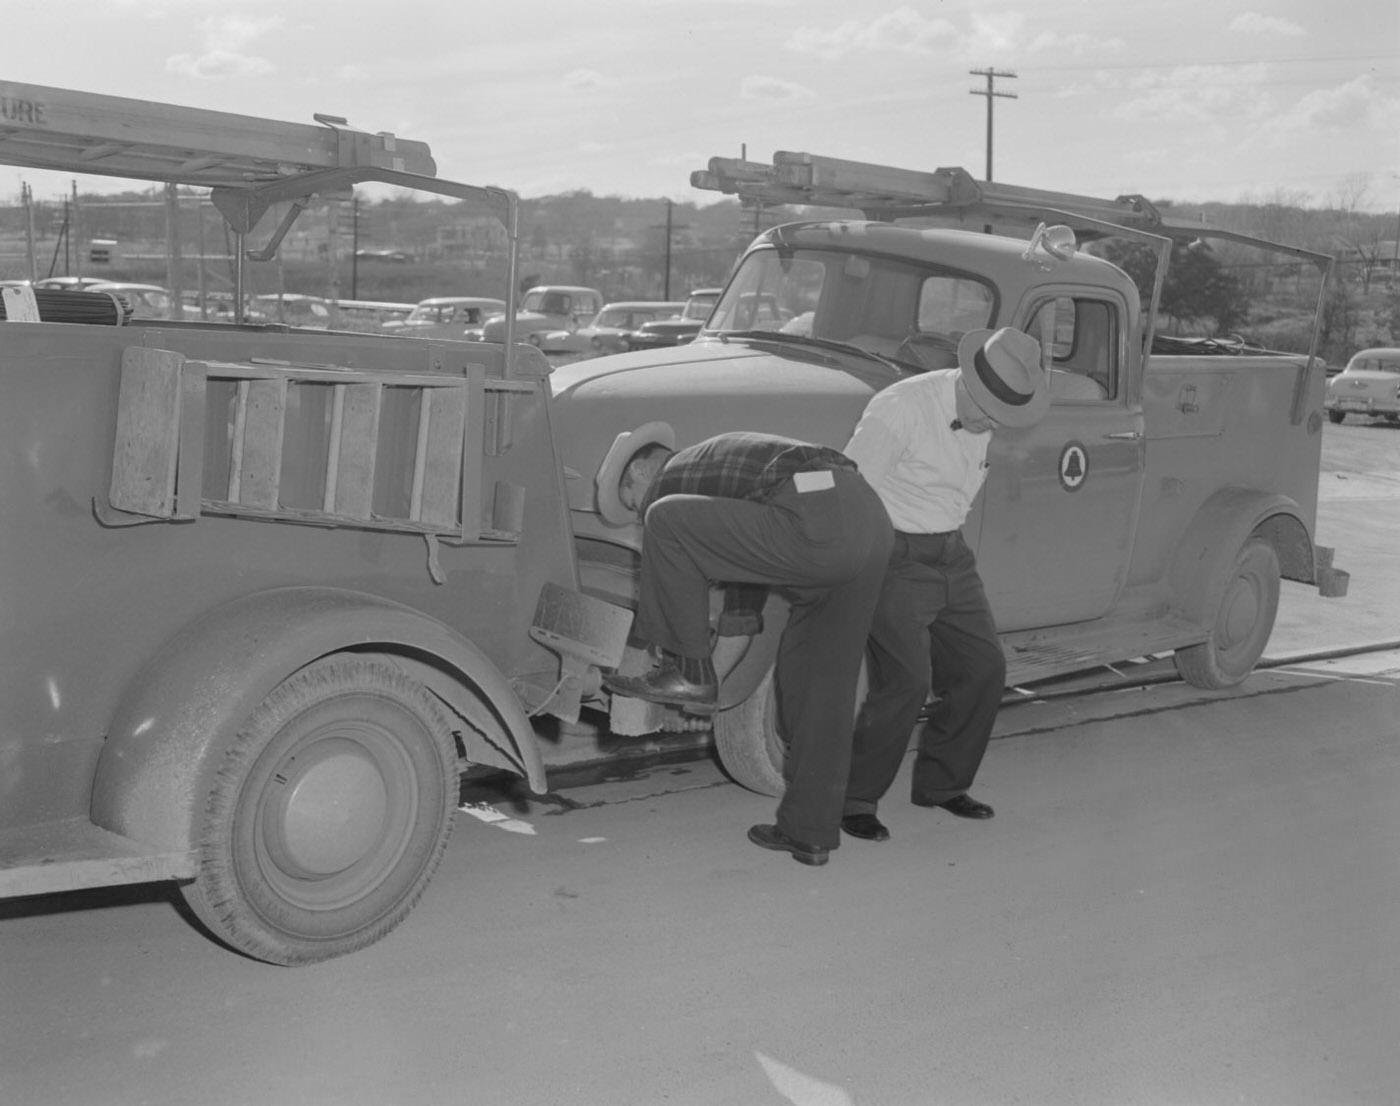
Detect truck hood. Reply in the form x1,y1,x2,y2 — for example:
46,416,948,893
548,335,902,522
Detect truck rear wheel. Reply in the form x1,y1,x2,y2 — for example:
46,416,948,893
181,656,458,965
1327,409,1345,424
1174,538,1281,689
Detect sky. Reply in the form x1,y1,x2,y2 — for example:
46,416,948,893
3,0,1399,215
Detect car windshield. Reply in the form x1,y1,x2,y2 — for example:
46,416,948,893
705,246,996,371
593,307,639,328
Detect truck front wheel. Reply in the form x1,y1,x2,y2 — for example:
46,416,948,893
181,656,459,965
1174,538,1281,689
711,661,871,797
712,667,786,797
1327,409,1345,424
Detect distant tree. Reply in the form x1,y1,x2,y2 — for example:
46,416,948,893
1097,236,1250,334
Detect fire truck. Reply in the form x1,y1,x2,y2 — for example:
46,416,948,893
548,151,1351,793
0,83,626,964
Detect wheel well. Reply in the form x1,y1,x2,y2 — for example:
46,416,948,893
576,537,640,607
92,587,545,853
1169,491,1312,624
344,646,528,778
1250,512,1314,584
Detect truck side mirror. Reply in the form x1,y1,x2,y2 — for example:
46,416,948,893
1023,223,1078,269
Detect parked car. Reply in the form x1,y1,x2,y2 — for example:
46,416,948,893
252,292,331,328
385,296,506,338
1324,347,1400,423
464,285,603,346
32,276,109,292
541,300,685,356
84,282,175,319
624,287,722,350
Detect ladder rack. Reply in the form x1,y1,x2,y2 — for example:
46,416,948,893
0,80,525,363
692,151,1166,231
0,80,433,189
692,150,1340,264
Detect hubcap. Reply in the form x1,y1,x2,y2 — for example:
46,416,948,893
263,737,388,880
1220,574,1261,651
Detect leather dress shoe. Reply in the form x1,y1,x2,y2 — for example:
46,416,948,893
840,813,890,842
747,824,829,866
914,793,995,819
603,663,718,713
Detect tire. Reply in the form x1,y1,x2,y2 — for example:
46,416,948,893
180,656,459,965
1327,409,1345,424
712,661,870,797
1174,538,1281,689
712,667,786,796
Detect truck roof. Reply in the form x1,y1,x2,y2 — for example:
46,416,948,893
752,218,1140,307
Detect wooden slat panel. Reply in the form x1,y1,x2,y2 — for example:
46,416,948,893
236,377,288,510
174,363,207,519
458,367,487,540
110,346,183,517
417,385,467,528
333,383,381,519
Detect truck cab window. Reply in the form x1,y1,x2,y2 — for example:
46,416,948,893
1029,295,1119,401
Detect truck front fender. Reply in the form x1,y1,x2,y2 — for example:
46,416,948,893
1169,488,1314,627
91,587,545,853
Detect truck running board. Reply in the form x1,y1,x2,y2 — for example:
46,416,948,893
0,819,197,898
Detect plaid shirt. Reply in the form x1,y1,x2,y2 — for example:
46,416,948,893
641,431,857,512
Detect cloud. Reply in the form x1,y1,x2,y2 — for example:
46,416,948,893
740,76,816,101
164,14,282,80
165,51,274,79
786,7,958,60
562,69,615,91
964,11,1026,56
1106,64,1273,124
1027,30,1126,56
1227,12,1305,38
1253,74,1400,146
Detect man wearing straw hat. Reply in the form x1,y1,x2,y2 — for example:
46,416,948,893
839,326,1050,844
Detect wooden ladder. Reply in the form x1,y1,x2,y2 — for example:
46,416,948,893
110,346,526,540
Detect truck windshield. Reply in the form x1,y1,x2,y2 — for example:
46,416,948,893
706,246,996,370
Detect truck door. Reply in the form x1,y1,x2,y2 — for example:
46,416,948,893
970,291,1146,631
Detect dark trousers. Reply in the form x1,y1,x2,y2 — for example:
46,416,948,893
636,470,893,848
844,530,1006,814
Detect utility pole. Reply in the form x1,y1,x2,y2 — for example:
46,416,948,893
22,183,37,282
651,199,689,299
350,193,359,300
969,68,1017,181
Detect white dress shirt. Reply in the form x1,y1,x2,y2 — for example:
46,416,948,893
843,369,991,534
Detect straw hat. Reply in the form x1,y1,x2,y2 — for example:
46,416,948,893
956,327,1049,428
